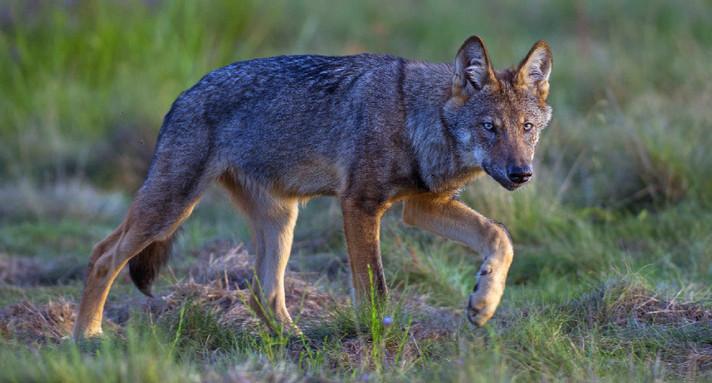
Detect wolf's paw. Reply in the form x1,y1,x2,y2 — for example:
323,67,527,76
72,325,104,341
466,281,501,327
72,330,104,346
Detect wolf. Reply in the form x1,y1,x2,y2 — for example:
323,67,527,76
73,35,552,338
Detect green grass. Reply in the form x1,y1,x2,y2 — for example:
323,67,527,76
0,328,199,383
1,0,712,381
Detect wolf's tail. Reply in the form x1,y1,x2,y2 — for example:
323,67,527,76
128,231,180,296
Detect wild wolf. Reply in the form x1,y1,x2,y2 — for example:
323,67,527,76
73,35,552,338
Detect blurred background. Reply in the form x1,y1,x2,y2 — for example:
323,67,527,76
2,0,711,203
1,0,710,300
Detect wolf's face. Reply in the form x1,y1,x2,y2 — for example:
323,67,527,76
444,37,553,190
464,75,553,190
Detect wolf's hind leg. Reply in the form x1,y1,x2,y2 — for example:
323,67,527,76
73,189,202,339
74,150,213,339
402,194,513,327
220,177,298,332
251,196,298,332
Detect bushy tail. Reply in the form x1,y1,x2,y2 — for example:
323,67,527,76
129,231,179,296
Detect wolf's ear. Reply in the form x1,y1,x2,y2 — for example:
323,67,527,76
453,35,497,100
515,41,552,101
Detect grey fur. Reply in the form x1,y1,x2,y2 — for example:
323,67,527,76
74,36,553,337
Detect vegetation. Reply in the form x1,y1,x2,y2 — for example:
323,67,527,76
1,0,711,381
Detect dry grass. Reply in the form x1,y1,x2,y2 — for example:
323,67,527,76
604,286,711,328
1,243,711,381
0,242,460,374
181,244,344,323
582,279,711,328
0,297,77,344
566,279,712,376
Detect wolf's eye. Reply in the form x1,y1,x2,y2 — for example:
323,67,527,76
482,122,494,130
523,122,534,131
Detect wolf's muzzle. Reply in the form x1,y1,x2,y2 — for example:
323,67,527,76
507,165,532,184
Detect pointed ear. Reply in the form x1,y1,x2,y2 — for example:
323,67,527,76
515,40,552,101
453,35,497,100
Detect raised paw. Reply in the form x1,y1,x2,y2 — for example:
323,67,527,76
466,271,504,327
466,289,498,327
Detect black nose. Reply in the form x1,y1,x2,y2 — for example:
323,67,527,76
507,165,532,184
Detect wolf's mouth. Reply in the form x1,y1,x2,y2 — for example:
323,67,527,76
482,164,529,191
502,180,527,191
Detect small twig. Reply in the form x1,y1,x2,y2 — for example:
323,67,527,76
167,265,179,284
409,332,424,368
665,289,684,311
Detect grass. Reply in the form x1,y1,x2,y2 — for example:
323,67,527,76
1,0,712,381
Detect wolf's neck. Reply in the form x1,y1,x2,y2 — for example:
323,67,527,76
401,61,478,192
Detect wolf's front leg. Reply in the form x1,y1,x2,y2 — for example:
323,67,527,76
402,194,514,327
341,197,388,303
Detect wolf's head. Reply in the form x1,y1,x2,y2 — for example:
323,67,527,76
443,36,552,191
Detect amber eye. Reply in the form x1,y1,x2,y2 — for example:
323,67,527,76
482,122,494,130
523,122,534,131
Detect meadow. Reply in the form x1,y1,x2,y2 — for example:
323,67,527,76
1,0,711,381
